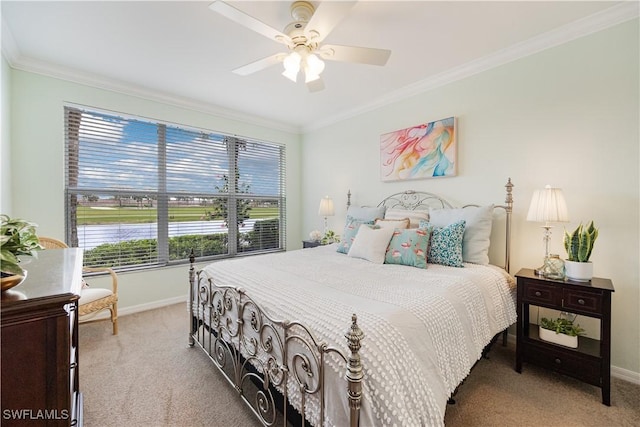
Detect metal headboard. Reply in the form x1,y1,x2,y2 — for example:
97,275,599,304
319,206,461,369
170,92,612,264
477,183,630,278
377,190,455,210
347,178,514,271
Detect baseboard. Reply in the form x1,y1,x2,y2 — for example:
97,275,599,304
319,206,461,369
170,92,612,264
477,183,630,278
80,295,187,322
118,295,188,316
612,366,640,385
506,332,640,385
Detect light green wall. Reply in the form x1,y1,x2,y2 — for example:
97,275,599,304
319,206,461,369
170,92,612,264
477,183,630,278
8,71,302,311
302,20,639,374
1,55,11,215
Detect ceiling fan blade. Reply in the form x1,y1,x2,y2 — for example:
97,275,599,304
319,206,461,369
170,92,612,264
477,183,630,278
306,77,325,93
304,1,357,43
232,53,285,76
319,44,391,66
209,1,291,45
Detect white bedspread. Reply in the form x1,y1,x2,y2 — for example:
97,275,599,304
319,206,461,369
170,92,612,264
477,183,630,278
199,243,517,426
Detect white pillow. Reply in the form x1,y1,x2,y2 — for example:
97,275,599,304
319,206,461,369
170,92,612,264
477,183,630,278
374,217,410,229
346,205,386,222
347,225,396,264
384,208,429,228
428,205,494,265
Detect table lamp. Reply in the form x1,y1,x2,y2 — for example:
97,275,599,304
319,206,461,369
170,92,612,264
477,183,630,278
318,196,335,235
526,185,569,276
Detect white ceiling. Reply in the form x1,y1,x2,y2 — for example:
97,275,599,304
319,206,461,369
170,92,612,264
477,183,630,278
1,1,636,133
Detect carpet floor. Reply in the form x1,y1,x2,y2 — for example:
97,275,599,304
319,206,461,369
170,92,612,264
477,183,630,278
80,303,639,426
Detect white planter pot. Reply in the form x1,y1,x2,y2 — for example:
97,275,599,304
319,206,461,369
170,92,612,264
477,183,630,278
539,326,578,348
564,260,593,282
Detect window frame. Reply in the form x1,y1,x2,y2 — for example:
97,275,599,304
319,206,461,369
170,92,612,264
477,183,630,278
64,105,287,271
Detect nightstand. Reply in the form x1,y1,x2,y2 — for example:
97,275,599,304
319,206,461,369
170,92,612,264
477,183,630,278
302,240,322,248
515,268,614,405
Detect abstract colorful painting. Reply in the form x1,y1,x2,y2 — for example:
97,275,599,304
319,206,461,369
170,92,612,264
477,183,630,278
380,117,457,182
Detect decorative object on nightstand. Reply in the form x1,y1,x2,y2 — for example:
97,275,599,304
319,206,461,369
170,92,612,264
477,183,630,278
563,221,598,282
541,254,565,280
515,268,614,405
526,185,569,277
321,229,339,245
538,312,585,348
318,196,335,235
309,230,322,242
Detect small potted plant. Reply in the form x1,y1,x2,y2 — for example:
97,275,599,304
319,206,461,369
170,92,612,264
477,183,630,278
539,315,585,348
321,230,340,245
563,220,598,281
1,214,43,291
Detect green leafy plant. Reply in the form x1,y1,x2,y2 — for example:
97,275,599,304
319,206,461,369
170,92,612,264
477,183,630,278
1,214,43,276
540,317,585,337
564,221,598,262
321,230,340,245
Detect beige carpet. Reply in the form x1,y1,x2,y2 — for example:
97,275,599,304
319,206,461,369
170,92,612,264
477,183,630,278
80,303,639,426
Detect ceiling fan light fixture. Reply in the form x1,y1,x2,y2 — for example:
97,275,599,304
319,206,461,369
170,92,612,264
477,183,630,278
303,53,324,83
306,53,325,76
282,51,301,82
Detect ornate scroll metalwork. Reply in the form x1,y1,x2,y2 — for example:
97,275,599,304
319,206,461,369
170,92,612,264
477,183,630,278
377,189,454,211
188,260,364,426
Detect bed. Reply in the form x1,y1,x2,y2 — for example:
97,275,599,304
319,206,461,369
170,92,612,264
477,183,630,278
188,179,516,427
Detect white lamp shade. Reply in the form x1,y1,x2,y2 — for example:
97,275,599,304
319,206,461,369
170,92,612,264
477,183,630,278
318,196,335,217
526,185,569,223
304,54,325,82
282,51,301,82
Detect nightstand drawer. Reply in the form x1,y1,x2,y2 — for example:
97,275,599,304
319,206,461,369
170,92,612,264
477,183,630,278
522,281,557,305
525,342,601,386
563,289,602,315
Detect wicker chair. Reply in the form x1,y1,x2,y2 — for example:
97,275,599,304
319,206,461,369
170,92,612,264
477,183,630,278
38,237,118,335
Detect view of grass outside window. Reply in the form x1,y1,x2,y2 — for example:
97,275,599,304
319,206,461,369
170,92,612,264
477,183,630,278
65,106,286,270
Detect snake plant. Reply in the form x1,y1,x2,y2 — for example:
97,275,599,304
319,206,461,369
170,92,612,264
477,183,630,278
563,221,598,262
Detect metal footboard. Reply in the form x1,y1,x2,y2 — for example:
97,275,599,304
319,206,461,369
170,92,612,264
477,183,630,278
188,252,364,427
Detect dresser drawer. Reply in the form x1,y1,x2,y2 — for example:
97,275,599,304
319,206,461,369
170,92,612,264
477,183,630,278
525,342,601,386
563,288,602,315
522,281,558,305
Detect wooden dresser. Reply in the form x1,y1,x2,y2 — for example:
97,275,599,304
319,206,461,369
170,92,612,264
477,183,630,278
1,248,84,426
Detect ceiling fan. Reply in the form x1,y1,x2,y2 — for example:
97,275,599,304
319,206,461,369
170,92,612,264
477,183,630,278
209,0,391,92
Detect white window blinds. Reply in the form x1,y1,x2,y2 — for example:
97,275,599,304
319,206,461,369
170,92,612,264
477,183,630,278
65,106,286,270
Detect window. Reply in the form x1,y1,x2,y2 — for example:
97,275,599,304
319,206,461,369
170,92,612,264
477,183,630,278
65,106,286,270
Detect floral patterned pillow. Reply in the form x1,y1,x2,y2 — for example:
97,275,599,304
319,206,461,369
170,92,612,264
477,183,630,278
420,220,466,267
336,216,375,254
384,226,432,268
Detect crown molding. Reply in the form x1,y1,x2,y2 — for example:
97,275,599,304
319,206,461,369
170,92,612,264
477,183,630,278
303,2,639,133
2,41,301,135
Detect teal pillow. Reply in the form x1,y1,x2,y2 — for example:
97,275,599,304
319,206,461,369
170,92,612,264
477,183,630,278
336,216,375,254
420,220,466,267
384,227,432,268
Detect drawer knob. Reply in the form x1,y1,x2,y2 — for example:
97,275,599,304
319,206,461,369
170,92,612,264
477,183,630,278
555,358,562,365
535,291,542,297
578,298,585,305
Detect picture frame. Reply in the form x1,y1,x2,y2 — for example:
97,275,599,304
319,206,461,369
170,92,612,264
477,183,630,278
380,116,457,182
